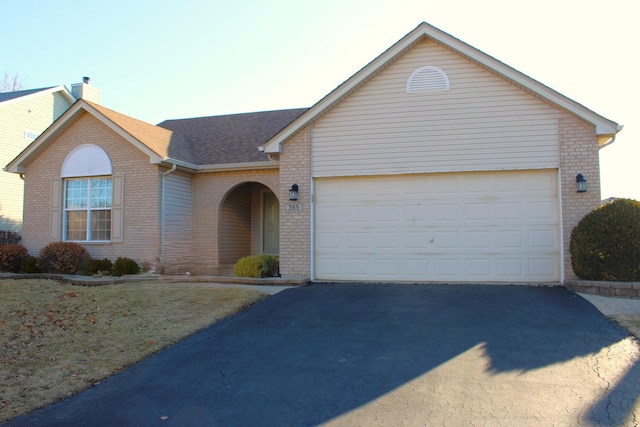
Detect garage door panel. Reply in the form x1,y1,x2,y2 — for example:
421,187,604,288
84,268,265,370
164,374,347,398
528,230,557,249
314,171,560,282
497,259,524,276
496,230,522,247
464,258,492,277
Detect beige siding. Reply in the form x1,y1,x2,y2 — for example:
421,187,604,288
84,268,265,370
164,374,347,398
0,91,73,231
161,171,194,273
312,39,562,177
22,113,162,267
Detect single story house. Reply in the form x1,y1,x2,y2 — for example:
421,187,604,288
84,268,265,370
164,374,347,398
5,22,621,283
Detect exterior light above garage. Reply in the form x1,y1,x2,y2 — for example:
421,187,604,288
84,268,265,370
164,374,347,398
289,184,299,201
576,174,587,193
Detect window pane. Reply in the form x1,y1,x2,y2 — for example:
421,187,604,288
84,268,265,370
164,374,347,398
65,180,88,209
90,178,112,208
66,210,87,240
91,210,111,241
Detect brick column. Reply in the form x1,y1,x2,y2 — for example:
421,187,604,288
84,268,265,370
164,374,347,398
559,116,601,281
279,128,312,279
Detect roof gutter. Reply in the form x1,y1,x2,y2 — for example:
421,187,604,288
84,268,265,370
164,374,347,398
158,158,278,173
598,125,624,149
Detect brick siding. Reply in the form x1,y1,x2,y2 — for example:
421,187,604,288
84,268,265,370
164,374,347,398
190,169,279,275
279,128,312,279
559,115,602,281
23,114,161,268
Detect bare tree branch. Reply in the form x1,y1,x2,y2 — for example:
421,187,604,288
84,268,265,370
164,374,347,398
0,73,23,92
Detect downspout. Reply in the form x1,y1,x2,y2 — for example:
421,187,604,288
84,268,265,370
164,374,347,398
161,164,177,268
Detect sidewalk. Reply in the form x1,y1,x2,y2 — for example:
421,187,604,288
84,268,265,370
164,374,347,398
578,293,640,316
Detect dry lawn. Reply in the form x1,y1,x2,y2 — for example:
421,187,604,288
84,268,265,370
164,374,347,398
0,279,268,422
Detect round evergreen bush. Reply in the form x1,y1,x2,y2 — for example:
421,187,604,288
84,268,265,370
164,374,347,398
570,198,640,281
112,257,141,276
233,254,280,278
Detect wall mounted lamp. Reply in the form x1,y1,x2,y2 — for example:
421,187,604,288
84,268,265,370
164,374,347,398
289,184,299,201
576,173,587,193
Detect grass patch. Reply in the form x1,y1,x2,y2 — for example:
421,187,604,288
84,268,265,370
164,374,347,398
0,279,268,422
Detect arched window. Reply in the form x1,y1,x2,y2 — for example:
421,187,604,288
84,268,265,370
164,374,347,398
61,145,113,241
406,66,451,94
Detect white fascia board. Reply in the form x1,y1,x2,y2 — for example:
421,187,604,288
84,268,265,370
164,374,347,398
6,101,164,173
262,22,620,153
411,24,621,136
263,25,426,154
80,102,167,164
194,161,278,173
0,86,75,108
4,100,86,173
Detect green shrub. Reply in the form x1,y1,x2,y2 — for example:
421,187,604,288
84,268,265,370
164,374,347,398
259,254,280,277
234,254,279,278
85,258,114,276
0,244,29,273
21,256,41,274
38,242,91,274
0,230,21,245
570,198,640,281
112,257,141,276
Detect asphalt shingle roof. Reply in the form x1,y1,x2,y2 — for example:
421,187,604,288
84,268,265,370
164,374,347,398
87,101,194,163
158,108,308,165
0,87,55,103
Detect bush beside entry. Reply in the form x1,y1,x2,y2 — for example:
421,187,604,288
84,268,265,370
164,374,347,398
234,255,279,278
570,198,640,281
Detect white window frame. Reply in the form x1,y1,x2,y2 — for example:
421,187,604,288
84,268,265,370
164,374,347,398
63,176,113,242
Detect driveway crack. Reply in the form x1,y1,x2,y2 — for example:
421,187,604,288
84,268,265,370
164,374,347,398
217,361,228,385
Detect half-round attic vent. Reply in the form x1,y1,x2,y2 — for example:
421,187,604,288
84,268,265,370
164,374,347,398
62,144,112,178
406,66,450,94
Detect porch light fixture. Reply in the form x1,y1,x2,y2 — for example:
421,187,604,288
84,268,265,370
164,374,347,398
576,174,587,193
289,184,299,201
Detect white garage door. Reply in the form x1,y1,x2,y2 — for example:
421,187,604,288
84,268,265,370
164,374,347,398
314,170,560,282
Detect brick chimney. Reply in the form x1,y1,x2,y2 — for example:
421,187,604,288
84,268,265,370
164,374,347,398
71,76,101,104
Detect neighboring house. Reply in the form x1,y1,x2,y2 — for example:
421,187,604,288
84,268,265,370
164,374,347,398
0,79,100,232
5,23,622,283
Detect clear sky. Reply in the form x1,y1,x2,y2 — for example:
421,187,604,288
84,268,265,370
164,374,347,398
2,0,638,200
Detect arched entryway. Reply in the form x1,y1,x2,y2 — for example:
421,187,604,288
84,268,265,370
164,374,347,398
219,182,279,272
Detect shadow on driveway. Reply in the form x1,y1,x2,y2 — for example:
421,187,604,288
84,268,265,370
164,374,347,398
5,283,639,426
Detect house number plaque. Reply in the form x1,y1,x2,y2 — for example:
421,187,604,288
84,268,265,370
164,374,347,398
286,203,303,212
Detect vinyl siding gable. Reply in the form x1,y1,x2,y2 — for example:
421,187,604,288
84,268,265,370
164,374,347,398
311,39,563,177
0,91,73,231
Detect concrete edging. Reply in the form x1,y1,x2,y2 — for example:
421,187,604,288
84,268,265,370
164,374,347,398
0,273,309,287
564,280,640,299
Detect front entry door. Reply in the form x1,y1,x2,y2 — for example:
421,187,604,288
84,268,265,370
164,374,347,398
263,192,279,254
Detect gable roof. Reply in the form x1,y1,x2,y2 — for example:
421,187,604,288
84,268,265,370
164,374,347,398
5,100,189,173
5,99,307,174
89,101,194,163
158,109,308,165
0,86,75,106
261,22,622,154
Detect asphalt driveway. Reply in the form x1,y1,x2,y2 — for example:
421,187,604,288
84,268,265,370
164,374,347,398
5,283,640,426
